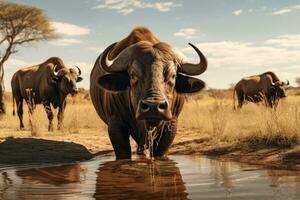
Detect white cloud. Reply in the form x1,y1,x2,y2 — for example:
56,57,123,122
180,37,300,87
181,36,300,69
95,0,180,15
49,21,90,47
49,38,82,46
173,28,197,39
272,8,292,15
51,21,90,36
233,9,243,16
272,4,300,15
265,34,300,48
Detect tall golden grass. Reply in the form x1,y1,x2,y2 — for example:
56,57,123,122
1,91,105,133
179,89,300,148
1,88,300,151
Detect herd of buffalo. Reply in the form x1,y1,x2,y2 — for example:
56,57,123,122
10,27,290,159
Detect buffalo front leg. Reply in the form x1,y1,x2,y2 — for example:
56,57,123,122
16,98,24,129
130,125,146,156
57,101,66,130
108,118,131,159
27,99,36,130
265,97,273,108
43,103,54,131
57,107,64,130
273,99,279,110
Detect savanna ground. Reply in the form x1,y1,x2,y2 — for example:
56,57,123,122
1,88,300,169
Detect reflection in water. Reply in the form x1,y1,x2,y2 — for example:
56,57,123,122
16,163,83,185
263,169,300,199
209,159,234,196
94,157,188,200
0,155,300,199
182,157,300,199
0,164,86,200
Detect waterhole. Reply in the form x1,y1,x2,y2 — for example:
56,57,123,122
0,155,300,200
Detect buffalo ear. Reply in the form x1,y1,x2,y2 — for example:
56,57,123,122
97,72,130,91
77,77,83,82
175,74,205,93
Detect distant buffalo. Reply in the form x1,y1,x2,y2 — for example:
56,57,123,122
90,27,207,159
233,71,289,109
11,57,82,131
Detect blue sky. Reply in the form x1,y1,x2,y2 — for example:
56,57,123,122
3,0,300,89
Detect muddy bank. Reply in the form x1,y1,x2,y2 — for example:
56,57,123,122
0,137,112,164
1,135,300,170
170,136,300,170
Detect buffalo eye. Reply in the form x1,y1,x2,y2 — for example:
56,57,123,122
166,73,176,86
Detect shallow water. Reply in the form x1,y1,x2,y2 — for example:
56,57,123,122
0,155,300,200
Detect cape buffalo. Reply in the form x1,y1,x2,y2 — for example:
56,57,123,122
90,27,207,159
11,57,83,131
233,71,289,109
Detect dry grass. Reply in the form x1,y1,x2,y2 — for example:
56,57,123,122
1,88,300,154
178,88,300,149
0,91,110,153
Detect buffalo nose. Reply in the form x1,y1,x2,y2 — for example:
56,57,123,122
140,99,169,113
71,87,78,93
137,99,172,120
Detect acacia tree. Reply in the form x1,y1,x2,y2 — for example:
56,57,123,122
0,2,56,114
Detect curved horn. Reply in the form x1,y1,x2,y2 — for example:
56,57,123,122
271,82,275,86
179,43,207,76
75,65,81,76
99,42,133,73
52,64,59,76
286,80,290,86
